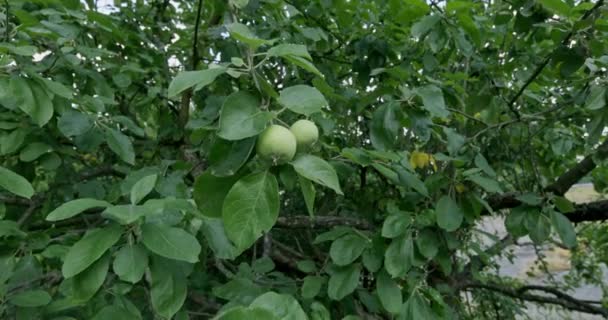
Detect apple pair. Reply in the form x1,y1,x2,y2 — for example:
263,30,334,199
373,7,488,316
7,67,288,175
257,120,319,165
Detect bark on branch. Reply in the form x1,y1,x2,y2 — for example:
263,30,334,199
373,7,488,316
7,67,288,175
546,139,608,196
460,281,608,316
487,138,608,214
275,215,373,230
505,0,605,118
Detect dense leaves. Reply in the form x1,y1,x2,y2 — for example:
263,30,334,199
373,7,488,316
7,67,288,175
1,0,607,319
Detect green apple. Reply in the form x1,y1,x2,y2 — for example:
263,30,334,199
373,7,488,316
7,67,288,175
290,119,319,150
256,124,297,164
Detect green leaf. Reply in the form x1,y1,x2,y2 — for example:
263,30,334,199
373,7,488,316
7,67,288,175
11,77,53,127
29,80,55,127
149,257,187,319
92,305,136,320
301,275,324,299
218,91,272,140
168,67,226,98
0,44,37,56
277,85,327,116
411,15,441,38
0,128,28,155
376,270,402,314
370,103,400,151
226,23,275,49
309,302,331,320
105,128,135,165
223,171,280,250
46,198,111,221
505,206,531,237
0,220,27,238
214,306,278,320
208,137,256,176
382,213,411,238
362,241,383,272
417,85,449,118
10,76,34,114
474,154,496,177
466,174,503,193
443,127,465,155
200,217,243,260
112,116,145,137
400,291,434,320
282,55,324,77
550,211,576,248
113,243,148,283
436,196,463,231
252,256,275,274
328,264,361,300
141,224,201,263
230,0,249,8
554,196,575,213
397,169,428,196
72,253,110,302
9,289,51,307
452,29,473,57
130,174,157,204
296,260,317,273
330,234,369,266
299,175,316,217
62,224,123,278
19,142,53,162
291,155,343,195
112,73,132,88
585,85,606,110
384,235,413,277
41,78,73,99
0,166,35,199
537,0,570,16
102,205,147,225
416,228,438,259
372,164,399,186
58,110,94,137
314,227,353,244
267,44,312,60
525,211,552,243
250,292,308,320
516,193,544,206
194,171,241,218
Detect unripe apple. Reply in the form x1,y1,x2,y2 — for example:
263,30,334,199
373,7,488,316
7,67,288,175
290,119,319,150
256,125,297,165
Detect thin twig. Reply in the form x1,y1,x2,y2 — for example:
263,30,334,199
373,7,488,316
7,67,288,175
505,0,605,117
17,198,41,226
4,0,9,42
275,215,373,230
178,0,205,129
447,107,488,126
460,281,608,316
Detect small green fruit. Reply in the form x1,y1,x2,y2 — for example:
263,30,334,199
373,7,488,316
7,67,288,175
256,125,297,164
290,119,319,149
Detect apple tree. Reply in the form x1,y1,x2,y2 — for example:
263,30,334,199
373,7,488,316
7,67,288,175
1,0,608,319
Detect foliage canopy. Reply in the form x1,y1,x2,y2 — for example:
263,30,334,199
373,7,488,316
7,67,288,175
1,0,608,319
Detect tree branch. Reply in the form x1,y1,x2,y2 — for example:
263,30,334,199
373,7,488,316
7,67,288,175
460,281,608,316
282,0,346,55
275,215,373,230
178,0,205,129
2,166,123,226
487,137,608,214
547,139,608,195
4,0,9,42
566,199,608,223
505,0,605,118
